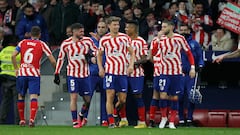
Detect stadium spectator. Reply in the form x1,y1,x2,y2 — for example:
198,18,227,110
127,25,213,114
65,25,72,38
89,19,108,126
14,0,28,26
54,23,98,128
35,0,54,32
49,0,79,45
74,0,84,12
125,20,148,128
151,20,195,129
15,3,49,42
0,27,6,50
97,16,135,128
0,0,15,35
79,0,101,36
211,27,234,51
119,6,135,33
144,9,160,45
178,24,204,127
178,0,190,26
190,1,213,50
12,26,56,127
0,35,20,124
111,0,128,17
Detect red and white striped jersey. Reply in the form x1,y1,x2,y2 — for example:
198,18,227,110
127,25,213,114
150,37,161,77
127,36,148,77
154,33,191,75
99,32,131,75
55,37,97,78
17,39,52,77
191,14,213,47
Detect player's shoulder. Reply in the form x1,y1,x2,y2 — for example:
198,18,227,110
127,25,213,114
61,37,72,45
118,32,129,38
136,36,146,42
173,33,185,39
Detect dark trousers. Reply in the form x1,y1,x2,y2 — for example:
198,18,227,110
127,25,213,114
0,75,19,124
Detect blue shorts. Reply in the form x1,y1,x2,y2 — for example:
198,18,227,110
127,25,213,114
180,74,195,96
158,74,182,96
17,76,40,96
103,73,128,93
67,76,91,96
153,76,160,91
128,76,144,94
89,75,104,93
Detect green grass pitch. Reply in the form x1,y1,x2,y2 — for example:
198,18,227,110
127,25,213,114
0,126,240,135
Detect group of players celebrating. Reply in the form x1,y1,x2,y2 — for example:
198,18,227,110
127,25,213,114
12,16,205,129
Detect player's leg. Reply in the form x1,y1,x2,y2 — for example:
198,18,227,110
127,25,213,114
16,76,27,126
80,95,91,126
168,75,182,129
103,74,116,128
79,77,94,126
116,75,128,127
67,76,81,128
28,76,41,127
106,89,115,128
98,77,108,126
159,75,170,129
149,76,160,128
128,76,146,128
178,75,186,126
186,76,195,126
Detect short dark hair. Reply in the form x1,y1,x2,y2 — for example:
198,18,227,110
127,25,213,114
31,26,41,37
23,3,35,11
180,23,189,29
71,23,84,31
126,20,138,26
162,19,175,26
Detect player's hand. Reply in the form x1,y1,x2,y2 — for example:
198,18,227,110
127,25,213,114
54,74,60,85
189,68,196,78
99,68,105,78
127,66,134,75
91,57,97,64
213,55,224,64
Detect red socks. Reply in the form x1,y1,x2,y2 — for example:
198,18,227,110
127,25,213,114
30,98,38,121
17,100,25,121
138,106,146,121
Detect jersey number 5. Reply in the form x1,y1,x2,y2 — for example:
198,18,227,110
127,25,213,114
24,48,34,63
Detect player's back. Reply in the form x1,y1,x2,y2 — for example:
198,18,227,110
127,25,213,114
18,39,48,77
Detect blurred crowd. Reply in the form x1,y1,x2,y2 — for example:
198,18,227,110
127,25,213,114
0,0,239,51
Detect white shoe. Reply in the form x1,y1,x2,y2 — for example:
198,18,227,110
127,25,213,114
159,117,168,129
169,122,176,129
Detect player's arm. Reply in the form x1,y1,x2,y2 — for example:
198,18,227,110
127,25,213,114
97,49,104,78
48,55,56,68
135,40,148,66
127,46,135,75
182,37,195,78
213,49,240,63
53,44,66,85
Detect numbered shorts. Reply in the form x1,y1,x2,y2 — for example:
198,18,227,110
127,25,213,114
17,76,40,96
158,74,182,96
128,76,144,94
103,73,128,93
67,76,91,96
153,76,160,91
